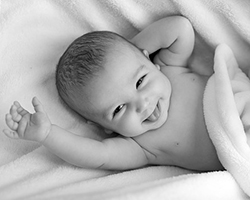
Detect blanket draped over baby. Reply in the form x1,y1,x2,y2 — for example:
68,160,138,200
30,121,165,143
204,44,250,197
1,0,250,199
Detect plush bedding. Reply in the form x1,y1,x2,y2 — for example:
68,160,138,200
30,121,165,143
1,0,250,199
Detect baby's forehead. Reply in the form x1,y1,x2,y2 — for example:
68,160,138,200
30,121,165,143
106,43,141,65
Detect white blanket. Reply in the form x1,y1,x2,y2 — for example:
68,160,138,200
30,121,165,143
1,0,250,199
204,44,250,197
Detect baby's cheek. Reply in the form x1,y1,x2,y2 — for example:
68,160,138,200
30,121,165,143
118,117,142,137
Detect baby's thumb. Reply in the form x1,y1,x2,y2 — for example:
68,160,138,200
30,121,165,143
32,97,45,113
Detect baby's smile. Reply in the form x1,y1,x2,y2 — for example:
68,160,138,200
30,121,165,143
144,101,160,122
141,97,170,134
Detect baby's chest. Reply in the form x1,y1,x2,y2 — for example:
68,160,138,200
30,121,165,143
141,114,210,167
162,66,208,92
175,72,208,92
153,75,209,155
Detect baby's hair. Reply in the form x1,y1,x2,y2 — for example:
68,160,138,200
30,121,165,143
56,31,129,112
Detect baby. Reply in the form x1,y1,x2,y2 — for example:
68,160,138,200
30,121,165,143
3,16,224,171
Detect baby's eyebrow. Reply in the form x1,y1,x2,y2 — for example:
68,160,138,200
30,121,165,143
132,65,145,80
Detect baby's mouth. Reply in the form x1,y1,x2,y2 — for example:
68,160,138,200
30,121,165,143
146,102,160,122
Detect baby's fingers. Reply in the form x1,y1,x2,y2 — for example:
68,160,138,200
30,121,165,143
3,129,20,139
14,101,29,116
10,104,22,122
5,114,18,130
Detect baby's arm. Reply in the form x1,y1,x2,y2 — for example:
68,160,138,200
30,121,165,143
44,127,148,169
131,16,195,67
4,98,148,170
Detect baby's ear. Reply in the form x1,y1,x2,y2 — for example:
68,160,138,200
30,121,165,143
142,49,150,59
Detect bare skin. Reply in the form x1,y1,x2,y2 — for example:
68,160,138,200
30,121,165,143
3,16,224,171
134,66,222,170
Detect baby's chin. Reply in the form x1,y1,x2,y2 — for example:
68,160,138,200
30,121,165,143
118,120,167,137
120,130,145,138
142,118,167,133
142,108,169,133
122,118,168,138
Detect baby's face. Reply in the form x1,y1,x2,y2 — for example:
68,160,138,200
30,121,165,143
81,46,171,137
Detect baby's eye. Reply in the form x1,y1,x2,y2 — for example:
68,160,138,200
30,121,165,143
136,75,146,89
113,104,124,117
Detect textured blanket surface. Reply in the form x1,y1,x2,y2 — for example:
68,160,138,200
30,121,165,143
1,0,250,199
204,44,250,197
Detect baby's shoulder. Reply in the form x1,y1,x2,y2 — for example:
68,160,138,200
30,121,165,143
132,128,177,165
132,136,160,163
160,64,192,78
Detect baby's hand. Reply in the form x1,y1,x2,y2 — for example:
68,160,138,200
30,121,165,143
3,97,51,143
